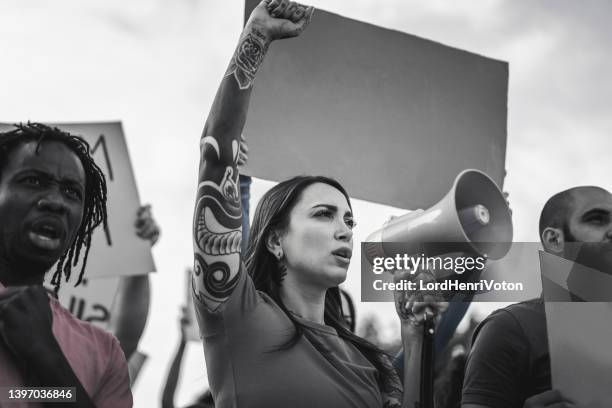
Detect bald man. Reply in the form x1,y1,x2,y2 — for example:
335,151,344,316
462,186,612,408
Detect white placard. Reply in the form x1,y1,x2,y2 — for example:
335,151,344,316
540,251,612,407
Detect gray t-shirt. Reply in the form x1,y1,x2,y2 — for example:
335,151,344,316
194,265,388,408
462,299,551,408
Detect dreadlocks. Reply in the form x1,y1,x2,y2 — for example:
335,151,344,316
0,122,108,292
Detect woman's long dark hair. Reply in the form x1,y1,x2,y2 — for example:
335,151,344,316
244,175,396,391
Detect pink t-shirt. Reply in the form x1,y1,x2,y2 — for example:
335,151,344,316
0,283,133,408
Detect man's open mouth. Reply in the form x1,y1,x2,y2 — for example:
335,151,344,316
28,221,64,251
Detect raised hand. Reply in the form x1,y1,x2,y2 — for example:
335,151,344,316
248,0,314,41
135,204,160,246
194,2,312,311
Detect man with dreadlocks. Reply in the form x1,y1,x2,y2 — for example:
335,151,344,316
0,123,132,407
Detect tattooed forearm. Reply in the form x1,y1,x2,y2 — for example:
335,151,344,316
192,183,242,308
193,135,243,310
225,27,270,90
194,179,242,256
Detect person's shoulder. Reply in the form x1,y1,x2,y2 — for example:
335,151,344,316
485,298,543,324
498,298,545,330
474,298,545,344
503,298,544,315
49,297,122,351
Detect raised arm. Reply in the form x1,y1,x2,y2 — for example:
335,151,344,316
192,0,313,311
110,205,159,361
161,307,189,408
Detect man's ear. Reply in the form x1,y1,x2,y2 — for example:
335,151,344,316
265,230,283,258
542,227,564,254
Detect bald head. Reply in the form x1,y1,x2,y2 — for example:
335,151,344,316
539,186,612,244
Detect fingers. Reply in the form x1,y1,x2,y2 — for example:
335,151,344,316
292,6,314,32
290,5,307,21
136,218,160,239
259,0,313,40
283,2,298,20
135,204,160,245
396,290,448,326
137,222,160,244
411,300,448,318
135,206,150,227
239,139,249,154
136,204,152,218
237,136,249,166
267,0,288,17
237,152,248,166
267,0,313,24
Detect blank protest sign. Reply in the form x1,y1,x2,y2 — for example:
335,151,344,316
540,252,612,408
545,302,612,408
242,1,508,210
0,121,155,279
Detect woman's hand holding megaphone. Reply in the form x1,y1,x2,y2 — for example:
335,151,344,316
383,214,448,335
392,267,448,337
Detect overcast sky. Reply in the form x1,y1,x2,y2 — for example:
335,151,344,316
1,1,610,406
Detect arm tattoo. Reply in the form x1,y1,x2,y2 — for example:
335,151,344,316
194,26,268,309
193,254,240,302
193,136,243,310
225,28,270,90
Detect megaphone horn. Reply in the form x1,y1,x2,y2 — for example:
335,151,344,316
364,169,513,261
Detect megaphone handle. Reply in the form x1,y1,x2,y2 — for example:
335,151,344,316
419,318,435,408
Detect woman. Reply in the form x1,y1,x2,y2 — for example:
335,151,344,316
191,1,445,407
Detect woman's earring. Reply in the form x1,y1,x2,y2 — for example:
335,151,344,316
276,250,283,260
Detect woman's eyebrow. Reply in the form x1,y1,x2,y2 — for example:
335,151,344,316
311,203,337,211
311,204,353,217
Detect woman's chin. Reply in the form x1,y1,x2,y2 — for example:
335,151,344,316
326,266,349,286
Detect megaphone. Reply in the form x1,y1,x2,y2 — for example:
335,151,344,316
364,169,513,264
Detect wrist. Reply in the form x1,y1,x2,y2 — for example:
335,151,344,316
401,321,426,341
244,21,274,44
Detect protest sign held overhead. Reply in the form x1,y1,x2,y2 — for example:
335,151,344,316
242,0,508,210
